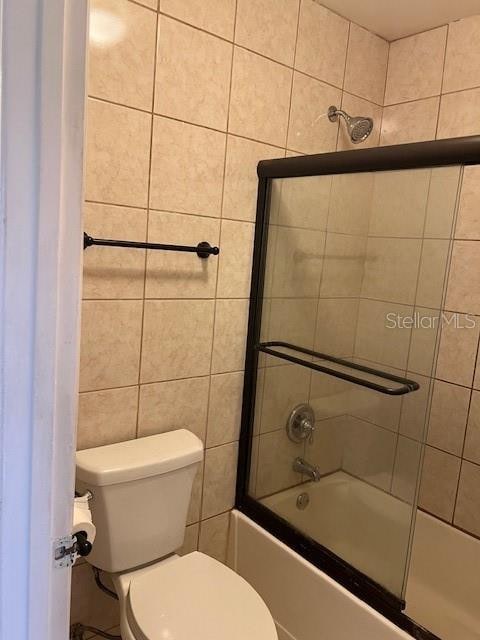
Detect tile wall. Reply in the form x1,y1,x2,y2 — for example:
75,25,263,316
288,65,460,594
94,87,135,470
251,10,480,549
73,1,480,633
73,0,388,634
380,15,480,541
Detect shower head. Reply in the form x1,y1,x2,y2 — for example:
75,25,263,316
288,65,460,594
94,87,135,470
328,106,374,144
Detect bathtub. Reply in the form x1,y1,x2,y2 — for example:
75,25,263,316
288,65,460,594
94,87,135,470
229,508,411,640
231,471,480,640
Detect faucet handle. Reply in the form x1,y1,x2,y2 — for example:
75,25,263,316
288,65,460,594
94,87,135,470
300,417,315,444
286,404,316,444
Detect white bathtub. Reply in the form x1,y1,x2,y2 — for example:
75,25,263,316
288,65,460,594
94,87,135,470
262,471,411,596
230,509,411,640
232,471,480,640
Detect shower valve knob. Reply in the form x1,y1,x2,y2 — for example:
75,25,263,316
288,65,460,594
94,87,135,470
286,404,316,444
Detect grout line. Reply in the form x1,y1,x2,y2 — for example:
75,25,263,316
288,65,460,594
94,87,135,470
284,1,302,151
136,9,160,439
198,0,239,525
434,23,449,140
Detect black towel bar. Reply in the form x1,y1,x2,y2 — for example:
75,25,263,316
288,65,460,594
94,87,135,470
256,341,419,396
83,232,220,259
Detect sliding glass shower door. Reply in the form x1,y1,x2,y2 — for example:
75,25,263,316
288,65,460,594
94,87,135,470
246,165,462,599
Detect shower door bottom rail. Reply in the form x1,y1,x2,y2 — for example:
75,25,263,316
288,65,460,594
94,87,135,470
256,341,419,396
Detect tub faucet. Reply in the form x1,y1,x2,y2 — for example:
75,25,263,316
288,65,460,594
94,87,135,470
293,457,321,482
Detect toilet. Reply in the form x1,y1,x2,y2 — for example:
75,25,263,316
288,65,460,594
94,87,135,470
76,429,278,640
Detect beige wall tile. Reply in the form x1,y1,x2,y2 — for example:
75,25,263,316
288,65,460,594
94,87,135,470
88,0,156,110
306,415,345,475
399,373,431,440
315,298,359,357
216,220,255,298
407,310,441,377
369,169,430,238
348,373,403,432
140,299,214,383
270,227,325,298
427,380,470,455
207,371,244,447
199,512,231,563
287,72,341,154
256,429,303,496
454,461,480,536
436,312,480,386
212,299,249,374
160,0,236,40
295,0,349,88
380,98,440,146
259,364,310,433
392,435,422,504
229,47,292,147
419,446,461,522
443,15,480,93
235,0,299,66
415,240,450,310
150,116,226,216
71,563,119,630
138,0,157,8
344,24,388,105
343,417,396,491
337,94,382,150
319,233,367,298
202,442,239,518
445,241,480,314
455,165,480,240
77,387,138,450
272,174,332,230
362,238,422,306
83,203,147,299
138,376,209,441
424,166,462,239
464,390,480,465
265,298,317,349
328,172,374,235
85,99,151,207
354,299,413,369
79,300,143,392
145,211,220,299
222,136,281,222
310,374,352,422
177,523,199,556
187,464,204,525
385,27,447,105
438,88,480,139
155,17,232,130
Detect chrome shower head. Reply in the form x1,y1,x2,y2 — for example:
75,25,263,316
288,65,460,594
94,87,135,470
328,106,374,144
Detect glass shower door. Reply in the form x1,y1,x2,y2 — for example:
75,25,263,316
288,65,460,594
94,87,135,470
247,166,462,599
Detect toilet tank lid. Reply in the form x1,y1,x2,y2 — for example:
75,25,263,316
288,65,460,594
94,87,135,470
76,430,203,487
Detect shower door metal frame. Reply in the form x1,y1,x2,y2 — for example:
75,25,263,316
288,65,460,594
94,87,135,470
236,135,480,640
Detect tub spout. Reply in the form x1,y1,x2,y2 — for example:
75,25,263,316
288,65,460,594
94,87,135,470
293,457,321,482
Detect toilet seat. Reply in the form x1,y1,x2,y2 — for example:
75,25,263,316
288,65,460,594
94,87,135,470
126,552,278,640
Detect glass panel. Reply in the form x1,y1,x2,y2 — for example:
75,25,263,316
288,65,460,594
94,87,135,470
248,166,462,598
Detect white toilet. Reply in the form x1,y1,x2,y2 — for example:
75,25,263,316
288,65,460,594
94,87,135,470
76,429,278,640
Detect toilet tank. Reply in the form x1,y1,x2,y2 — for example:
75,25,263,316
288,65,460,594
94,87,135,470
76,430,203,573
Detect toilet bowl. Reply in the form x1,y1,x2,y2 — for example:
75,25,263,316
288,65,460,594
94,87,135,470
76,430,277,640
114,552,277,640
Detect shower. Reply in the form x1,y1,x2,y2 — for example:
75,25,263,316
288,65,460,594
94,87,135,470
328,105,374,143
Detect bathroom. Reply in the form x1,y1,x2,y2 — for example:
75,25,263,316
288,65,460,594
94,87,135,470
1,0,480,639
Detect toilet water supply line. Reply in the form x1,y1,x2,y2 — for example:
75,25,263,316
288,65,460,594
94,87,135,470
70,623,120,640
70,568,120,640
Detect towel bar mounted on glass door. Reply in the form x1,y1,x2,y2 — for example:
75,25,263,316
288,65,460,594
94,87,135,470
256,341,419,396
83,232,220,259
